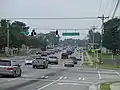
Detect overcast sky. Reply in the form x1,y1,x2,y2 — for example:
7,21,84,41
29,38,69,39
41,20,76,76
0,0,120,40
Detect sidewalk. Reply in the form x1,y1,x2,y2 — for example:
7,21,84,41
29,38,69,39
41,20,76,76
84,51,94,66
110,82,120,90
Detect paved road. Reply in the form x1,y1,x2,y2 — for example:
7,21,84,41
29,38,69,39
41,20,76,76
0,50,120,90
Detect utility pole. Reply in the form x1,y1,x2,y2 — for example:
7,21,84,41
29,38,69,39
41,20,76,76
6,21,10,56
98,14,109,63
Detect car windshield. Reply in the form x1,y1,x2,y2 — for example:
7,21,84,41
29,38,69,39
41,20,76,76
27,58,33,60
49,56,57,59
41,55,47,56
0,60,11,66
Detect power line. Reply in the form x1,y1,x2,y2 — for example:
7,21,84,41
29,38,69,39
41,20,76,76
103,0,110,15
3,17,100,20
98,0,103,15
30,28,101,31
108,0,117,16
112,0,120,18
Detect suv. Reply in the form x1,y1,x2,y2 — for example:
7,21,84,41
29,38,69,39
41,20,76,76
32,57,48,69
0,59,21,77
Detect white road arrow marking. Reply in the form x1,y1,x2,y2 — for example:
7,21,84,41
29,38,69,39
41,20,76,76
64,77,67,79
78,77,81,80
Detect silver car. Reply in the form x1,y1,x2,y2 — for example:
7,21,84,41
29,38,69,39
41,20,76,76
0,59,22,77
25,58,34,65
64,59,74,67
32,57,48,69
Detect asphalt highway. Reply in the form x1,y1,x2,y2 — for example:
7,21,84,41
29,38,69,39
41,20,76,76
0,50,120,90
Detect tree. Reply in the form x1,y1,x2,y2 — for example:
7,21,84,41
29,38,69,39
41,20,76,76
10,21,29,48
103,18,120,53
88,30,101,44
0,19,48,50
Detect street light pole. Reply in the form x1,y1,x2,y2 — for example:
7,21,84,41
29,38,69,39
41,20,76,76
91,25,97,57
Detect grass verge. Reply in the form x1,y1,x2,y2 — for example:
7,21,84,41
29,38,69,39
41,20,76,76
100,82,112,90
98,64,120,69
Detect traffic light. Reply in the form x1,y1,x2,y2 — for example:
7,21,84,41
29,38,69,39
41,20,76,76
31,29,36,36
56,30,58,35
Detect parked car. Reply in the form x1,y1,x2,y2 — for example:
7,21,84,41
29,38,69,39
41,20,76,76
0,59,21,77
48,56,58,64
32,57,48,69
64,59,74,67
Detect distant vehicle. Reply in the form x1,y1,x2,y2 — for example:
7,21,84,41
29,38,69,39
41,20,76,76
64,59,74,67
36,51,42,54
66,50,73,55
32,57,48,69
25,58,34,65
61,53,68,59
48,56,58,64
0,59,21,77
69,56,77,64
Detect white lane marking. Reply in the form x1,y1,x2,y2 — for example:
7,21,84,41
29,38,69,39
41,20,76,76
36,76,63,90
57,83,82,86
22,74,29,77
98,71,102,80
45,76,48,79
115,71,120,76
63,77,67,79
82,77,85,80
78,77,81,80
41,76,45,78
8,78,17,81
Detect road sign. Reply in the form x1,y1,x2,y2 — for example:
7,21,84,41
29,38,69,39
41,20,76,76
117,26,120,31
62,32,80,36
20,32,29,35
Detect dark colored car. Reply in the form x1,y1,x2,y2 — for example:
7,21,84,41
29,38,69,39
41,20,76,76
61,53,68,59
69,56,77,64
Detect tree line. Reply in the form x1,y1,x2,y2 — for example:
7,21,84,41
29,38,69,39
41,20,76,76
0,19,48,51
88,18,120,53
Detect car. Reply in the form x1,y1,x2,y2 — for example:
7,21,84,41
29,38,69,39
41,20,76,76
69,56,77,64
0,59,22,77
64,59,74,67
61,53,68,59
48,56,58,64
32,57,48,69
41,53,49,60
25,58,34,65
36,51,42,54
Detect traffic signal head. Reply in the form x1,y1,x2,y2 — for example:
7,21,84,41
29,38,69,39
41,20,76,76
56,30,58,35
31,32,34,36
31,29,36,36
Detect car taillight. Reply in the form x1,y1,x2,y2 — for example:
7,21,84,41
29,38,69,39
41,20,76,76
7,67,13,70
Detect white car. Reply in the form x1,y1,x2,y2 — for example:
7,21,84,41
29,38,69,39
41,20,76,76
25,58,34,65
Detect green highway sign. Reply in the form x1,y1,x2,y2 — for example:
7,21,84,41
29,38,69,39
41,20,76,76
62,32,80,36
117,26,120,31
20,32,29,35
